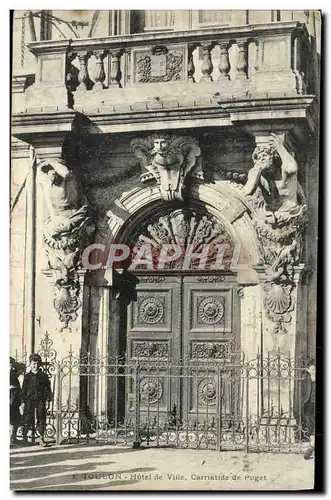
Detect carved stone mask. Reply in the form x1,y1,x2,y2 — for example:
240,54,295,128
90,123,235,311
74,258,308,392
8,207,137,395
153,138,169,154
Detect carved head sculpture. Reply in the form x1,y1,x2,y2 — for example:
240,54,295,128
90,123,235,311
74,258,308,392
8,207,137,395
131,134,202,202
152,137,170,155
252,145,281,172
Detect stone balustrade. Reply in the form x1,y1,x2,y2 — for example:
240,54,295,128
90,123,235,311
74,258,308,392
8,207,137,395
21,21,312,111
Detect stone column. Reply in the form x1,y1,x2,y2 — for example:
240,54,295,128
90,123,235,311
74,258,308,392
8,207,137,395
86,270,120,428
239,283,263,422
93,287,110,432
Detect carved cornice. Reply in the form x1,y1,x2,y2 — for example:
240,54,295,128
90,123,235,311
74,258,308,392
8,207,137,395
11,110,77,143
11,138,30,159
11,94,316,137
12,72,35,94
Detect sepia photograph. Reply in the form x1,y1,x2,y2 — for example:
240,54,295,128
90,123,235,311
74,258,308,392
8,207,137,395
10,8,322,491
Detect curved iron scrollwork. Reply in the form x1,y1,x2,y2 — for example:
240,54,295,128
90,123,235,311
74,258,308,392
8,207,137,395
12,332,312,452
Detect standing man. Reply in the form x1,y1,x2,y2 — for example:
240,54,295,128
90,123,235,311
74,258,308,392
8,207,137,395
302,359,316,460
21,354,53,446
10,357,22,445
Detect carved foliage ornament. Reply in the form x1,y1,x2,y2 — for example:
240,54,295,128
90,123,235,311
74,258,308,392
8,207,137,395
132,340,170,359
131,134,203,201
132,207,234,270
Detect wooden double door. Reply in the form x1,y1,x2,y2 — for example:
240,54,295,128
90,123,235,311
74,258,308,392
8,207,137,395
126,273,240,423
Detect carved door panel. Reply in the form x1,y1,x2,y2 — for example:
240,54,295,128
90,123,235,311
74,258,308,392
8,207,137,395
182,275,240,422
127,275,182,422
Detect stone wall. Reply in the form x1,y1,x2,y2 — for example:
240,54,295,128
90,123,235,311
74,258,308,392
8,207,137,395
10,147,29,354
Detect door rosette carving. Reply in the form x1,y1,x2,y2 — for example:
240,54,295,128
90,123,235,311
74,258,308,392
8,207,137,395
140,377,163,404
198,379,217,406
138,297,164,324
198,297,224,325
131,134,203,201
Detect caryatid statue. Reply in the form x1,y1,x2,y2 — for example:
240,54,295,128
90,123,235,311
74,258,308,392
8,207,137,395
243,134,308,334
243,133,307,227
38,159,95,329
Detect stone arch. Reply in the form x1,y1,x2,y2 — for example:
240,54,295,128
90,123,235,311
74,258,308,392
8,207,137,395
107,180,260,282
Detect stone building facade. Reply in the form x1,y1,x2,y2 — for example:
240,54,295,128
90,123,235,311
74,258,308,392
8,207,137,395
11,10,320,408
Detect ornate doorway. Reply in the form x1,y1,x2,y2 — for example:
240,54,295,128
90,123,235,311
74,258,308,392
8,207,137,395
117,203,242,426
126,273,240,426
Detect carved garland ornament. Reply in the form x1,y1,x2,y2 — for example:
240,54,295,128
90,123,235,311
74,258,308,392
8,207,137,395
191,341,229,360
132,340,170,359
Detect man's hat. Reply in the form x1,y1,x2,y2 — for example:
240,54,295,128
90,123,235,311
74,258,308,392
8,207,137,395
29,353,42,364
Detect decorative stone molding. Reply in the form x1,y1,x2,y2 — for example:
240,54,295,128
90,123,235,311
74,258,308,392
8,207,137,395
244,134,308,334
39,159,95,329
131,134,203,201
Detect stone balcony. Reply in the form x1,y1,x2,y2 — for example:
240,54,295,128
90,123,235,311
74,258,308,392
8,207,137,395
12,21,318,141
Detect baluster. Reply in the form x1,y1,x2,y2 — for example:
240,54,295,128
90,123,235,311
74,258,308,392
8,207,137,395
217,41,231,81
200,42,214,82
66,52,78,91
77,51,91,91
188,44,196,83
109,49,123,87
94,50,107,90
254,40,260,73
236,40,248,79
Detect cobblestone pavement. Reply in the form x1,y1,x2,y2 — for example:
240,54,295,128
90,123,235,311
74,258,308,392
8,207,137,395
10,443,314,491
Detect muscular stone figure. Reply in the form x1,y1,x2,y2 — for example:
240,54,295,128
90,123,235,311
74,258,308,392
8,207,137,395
38,160,89,241
243,134,305,226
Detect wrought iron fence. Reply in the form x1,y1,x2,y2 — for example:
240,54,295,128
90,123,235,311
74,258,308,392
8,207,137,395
12,332,312,453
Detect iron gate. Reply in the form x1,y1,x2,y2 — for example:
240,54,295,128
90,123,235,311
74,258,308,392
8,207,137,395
13,333,311,453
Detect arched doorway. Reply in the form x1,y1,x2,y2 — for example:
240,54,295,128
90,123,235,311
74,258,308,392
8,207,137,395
114,200,244,428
